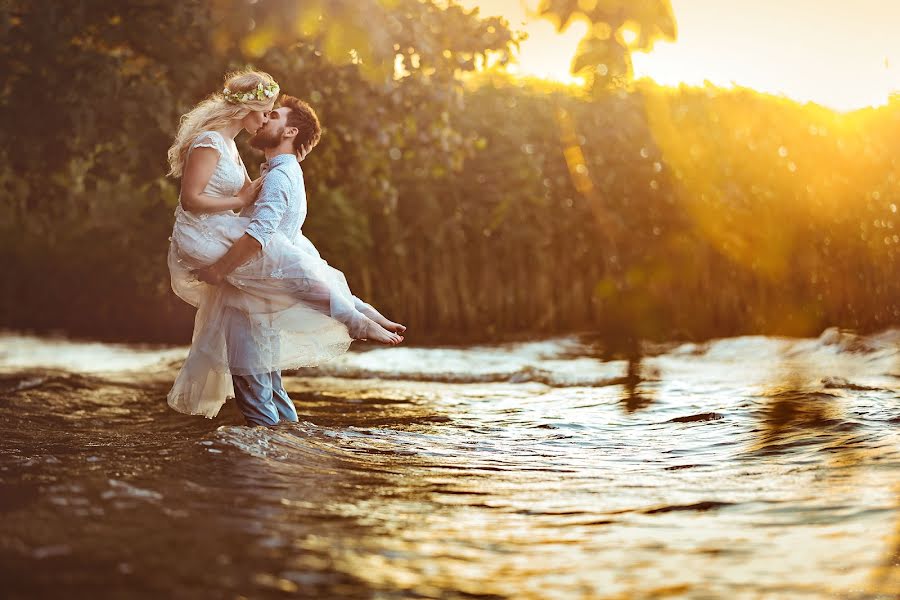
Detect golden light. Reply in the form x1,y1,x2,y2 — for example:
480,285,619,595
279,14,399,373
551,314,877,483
455,0,587,84
631,0,900,112
453,0,900,112
619,26,638,47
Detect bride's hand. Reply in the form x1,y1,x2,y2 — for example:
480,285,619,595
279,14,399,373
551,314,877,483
237,177,264,207
296,142,313,162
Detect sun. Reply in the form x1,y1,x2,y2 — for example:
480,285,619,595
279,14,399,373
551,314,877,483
455,0,900,112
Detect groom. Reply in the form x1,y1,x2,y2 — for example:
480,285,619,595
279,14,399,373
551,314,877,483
192,95,320,427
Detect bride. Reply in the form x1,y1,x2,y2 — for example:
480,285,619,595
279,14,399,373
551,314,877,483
165,69,405,420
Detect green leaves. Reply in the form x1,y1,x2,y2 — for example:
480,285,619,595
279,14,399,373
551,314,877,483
539,0,676,91
571,34,631,91
212,0,516,86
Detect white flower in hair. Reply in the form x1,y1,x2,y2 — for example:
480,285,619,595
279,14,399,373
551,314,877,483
222,80,279,104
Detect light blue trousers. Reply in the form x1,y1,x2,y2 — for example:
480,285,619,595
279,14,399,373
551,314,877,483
223,306,298,427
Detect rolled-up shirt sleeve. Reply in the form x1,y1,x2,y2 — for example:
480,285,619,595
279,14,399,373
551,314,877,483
245,169,292,249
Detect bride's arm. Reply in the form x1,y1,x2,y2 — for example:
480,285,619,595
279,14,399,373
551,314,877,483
192,169,289,285
180,147,259,213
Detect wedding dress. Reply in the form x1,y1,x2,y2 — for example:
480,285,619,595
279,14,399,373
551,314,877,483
167,130,384,418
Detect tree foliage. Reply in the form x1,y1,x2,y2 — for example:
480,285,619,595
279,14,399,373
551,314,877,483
538,0,676,92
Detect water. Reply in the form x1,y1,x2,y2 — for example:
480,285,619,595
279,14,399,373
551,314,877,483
1,329,898,598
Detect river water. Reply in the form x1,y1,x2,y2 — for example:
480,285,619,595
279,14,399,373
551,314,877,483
0,329,897,599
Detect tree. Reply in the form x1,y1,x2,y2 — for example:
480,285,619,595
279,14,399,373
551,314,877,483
538,0,676,93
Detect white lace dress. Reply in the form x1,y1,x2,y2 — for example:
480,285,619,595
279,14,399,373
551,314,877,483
167,131,382,418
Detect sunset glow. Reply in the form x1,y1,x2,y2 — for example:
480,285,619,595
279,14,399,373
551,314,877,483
458,0,900,111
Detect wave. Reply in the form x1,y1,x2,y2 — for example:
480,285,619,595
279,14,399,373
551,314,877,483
1,327,897,389
0,332,186,373
308,361,630,387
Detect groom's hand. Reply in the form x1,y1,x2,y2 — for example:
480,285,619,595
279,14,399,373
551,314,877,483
191,265,225,286
191,234,261,287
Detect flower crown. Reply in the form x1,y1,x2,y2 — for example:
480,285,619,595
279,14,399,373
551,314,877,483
222,81,279,104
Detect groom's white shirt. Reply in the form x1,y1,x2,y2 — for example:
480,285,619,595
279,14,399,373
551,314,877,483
240,153,306,249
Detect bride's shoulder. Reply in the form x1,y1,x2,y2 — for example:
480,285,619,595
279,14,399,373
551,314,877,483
190,130,226,152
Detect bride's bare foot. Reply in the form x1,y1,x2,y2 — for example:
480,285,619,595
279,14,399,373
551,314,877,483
381,319,406,334
362,320,404,345
360,307,407,334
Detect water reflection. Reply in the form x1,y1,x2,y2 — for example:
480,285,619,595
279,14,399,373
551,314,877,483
867,490,900,597
620,355,654,412
750,349,887,479
750,385,846,457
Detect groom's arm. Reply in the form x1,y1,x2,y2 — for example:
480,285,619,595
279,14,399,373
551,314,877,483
192,170,292,285
192,234,261,285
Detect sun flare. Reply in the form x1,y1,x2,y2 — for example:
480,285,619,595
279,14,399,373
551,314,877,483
456,0,900,111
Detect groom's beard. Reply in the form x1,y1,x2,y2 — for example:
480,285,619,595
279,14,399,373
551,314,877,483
249,124,284,150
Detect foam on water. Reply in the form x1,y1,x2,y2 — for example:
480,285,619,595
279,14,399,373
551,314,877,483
3,326,898,387
308,337,629,386
0,332,187,373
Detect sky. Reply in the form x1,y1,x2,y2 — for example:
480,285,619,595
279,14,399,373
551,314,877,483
455,0,900,111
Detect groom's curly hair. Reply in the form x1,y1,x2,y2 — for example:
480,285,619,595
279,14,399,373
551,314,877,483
280,95,322,152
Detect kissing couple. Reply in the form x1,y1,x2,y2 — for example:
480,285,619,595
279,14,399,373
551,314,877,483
165,68,405,427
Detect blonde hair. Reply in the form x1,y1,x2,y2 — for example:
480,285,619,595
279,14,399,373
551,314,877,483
166,68,279,177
